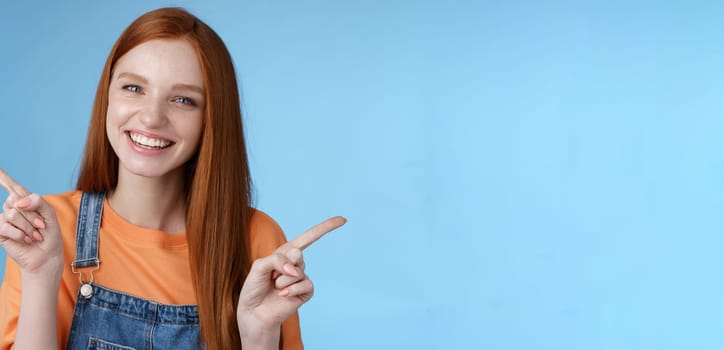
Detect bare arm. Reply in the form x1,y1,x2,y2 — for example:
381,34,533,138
0,169,63,349
15,266,62,349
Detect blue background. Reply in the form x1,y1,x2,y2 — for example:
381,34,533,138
1,1,723,349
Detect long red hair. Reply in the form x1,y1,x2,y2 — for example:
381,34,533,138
76,8,254,349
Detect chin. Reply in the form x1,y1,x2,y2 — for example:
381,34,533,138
121,162,183,180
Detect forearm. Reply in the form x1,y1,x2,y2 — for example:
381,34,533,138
239,322,280,350
14,271,61,350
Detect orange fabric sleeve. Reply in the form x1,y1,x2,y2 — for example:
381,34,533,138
0,256,21,350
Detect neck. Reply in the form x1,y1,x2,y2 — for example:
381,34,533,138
107,169,188,233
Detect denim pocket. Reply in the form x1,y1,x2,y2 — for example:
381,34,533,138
87,337,136,350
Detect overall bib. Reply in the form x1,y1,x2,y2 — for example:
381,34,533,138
65,192,203,350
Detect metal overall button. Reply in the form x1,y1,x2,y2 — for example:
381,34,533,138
71,259,100,299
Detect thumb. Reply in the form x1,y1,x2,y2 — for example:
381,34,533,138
247,252,300,284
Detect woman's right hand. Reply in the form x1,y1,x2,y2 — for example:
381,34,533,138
0,169,63,279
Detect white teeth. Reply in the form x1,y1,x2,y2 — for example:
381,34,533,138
129,132,172,149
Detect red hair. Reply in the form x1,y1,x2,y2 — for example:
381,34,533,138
76,8,254,349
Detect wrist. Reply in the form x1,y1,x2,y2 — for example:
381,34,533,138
238,318,280,350
21,258,63,285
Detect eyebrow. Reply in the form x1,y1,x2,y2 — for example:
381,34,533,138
173,83,205,95
116,72,148,84
116,72,205,95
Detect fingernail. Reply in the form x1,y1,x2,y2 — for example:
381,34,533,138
15,197,30,208
283,263,299,277
33,231,43,242
33,218,46,229
23,236,33,244
278,289,290,297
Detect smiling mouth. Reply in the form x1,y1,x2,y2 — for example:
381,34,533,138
127,131,174,150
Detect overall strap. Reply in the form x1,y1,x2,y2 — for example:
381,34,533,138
71,192,105,270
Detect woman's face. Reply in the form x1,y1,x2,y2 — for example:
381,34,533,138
106,38,205,181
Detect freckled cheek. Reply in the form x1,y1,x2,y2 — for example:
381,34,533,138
108,97,140,119
106,97,137,142
107,98,143,133
180,115,204,149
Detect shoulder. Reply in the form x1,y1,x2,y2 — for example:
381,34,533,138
43,190,82,214
42,190,82,227
248,209,287,260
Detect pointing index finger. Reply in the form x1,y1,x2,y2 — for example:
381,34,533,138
0,168,30,198
290,216,347,250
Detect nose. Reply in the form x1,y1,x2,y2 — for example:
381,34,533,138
138,97,168,129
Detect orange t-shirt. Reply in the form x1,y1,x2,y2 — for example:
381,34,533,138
0,190,303,349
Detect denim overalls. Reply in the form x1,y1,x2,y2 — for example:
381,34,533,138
65,192,203,350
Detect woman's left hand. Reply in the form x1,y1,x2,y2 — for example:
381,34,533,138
236,216,346,347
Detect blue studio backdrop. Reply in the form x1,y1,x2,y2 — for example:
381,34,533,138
1,1,724,349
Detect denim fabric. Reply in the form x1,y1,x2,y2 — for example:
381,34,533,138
71,191,103,269
66,192,202,350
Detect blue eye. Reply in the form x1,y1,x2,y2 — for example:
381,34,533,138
123,85,142,93
174,97,196,106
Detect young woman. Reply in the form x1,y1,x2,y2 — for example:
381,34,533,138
0,7,344,350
